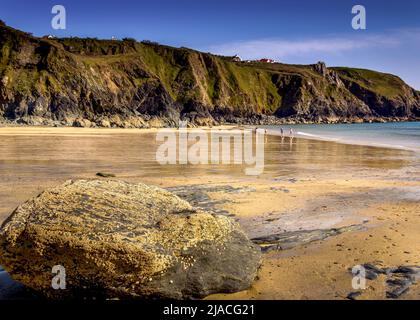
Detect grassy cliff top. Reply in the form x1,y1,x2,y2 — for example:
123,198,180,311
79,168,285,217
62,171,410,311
332,67,408,99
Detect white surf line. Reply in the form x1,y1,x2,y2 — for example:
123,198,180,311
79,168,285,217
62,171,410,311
265,128,419,153
265,128,340,142
296,131,340,142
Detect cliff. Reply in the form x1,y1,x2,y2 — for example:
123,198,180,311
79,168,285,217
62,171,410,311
1,22,419,127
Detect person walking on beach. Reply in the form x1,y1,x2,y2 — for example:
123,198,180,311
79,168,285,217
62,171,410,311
280,128,284,137
289,128,294,146
289,128,294,137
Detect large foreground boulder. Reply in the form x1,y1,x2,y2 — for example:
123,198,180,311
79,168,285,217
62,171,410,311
0,180,261,299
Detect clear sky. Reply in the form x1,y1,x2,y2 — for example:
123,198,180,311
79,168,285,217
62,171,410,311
1,0,420,89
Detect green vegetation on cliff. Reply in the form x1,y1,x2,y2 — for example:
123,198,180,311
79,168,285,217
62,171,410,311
333,67,406,99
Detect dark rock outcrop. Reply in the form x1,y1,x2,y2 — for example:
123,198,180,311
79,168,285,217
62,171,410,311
252,225,367,252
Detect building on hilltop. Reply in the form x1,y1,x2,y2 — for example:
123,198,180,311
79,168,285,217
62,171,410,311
259,58,276,63
42,35,56,39
232,54,242,62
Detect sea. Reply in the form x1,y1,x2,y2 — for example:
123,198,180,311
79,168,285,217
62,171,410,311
266,121,420,153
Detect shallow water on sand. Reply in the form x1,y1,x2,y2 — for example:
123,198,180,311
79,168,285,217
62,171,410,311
0,127,418,222
1,127,420,300
265,121,420,152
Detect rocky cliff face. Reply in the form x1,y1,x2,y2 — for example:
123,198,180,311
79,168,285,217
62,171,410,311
0,22,419,127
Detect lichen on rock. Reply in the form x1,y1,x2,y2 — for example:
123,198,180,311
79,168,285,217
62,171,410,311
0,180,261,299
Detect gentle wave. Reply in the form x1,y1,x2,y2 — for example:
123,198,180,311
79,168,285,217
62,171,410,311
265,122,420,153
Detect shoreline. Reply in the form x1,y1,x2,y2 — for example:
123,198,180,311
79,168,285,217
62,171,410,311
264,127,420,154
0,115,419,131
1,123,418,154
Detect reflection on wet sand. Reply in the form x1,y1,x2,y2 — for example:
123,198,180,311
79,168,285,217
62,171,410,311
0,127,417,222
0,127,419,300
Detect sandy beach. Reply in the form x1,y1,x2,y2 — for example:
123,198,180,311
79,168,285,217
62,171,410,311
0,126,419,300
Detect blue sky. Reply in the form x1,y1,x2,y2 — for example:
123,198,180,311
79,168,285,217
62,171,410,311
2,0,420,89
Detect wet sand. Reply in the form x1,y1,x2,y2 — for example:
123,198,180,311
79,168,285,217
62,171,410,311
0,127,419,299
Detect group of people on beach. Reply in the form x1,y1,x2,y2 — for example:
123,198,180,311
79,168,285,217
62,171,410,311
257,127,295,145
258,128,294,137
279,128,294,138
266,127,295,140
